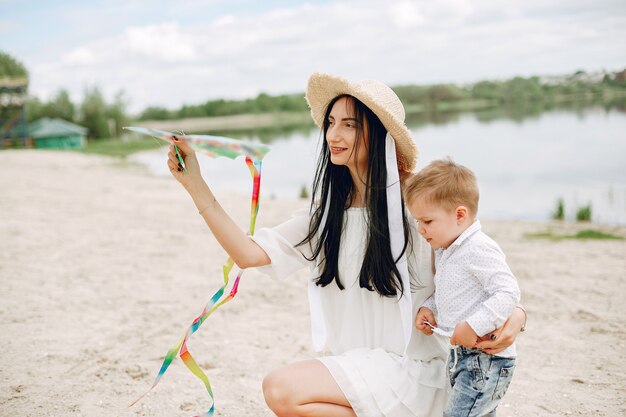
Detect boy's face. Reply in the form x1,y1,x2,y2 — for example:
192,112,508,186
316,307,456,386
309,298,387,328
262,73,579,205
409,197,464,249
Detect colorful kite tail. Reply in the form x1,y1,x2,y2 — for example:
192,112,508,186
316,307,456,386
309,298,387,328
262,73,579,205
129,158,262,417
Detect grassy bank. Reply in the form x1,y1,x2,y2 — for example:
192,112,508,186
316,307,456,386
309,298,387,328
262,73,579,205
135,111,313,135
526,228,625,240
79,137,162,157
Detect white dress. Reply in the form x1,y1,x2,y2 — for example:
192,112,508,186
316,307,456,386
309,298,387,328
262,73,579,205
251,207,448,417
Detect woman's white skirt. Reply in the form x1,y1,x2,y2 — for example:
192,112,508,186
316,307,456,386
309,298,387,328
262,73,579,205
318,348,447,417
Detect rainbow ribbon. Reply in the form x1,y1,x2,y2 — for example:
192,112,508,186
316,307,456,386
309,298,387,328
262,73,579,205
125,127,265,416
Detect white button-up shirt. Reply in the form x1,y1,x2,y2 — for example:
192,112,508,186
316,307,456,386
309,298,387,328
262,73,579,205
422,219,520,357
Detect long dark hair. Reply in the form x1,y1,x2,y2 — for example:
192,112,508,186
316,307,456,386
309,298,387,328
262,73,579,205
298,94,411,297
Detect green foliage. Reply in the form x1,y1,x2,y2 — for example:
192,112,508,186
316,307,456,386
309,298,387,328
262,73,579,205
79,86,109,138
574,229,623,239
524,232,556,239
394,70,626,113
501,77,545,102
130,68,626,122
80,137,162,157
576,204,592,222
25,90,75,122
138,92,309,121
602,70,626,88
104,91,129,138
393,85,429,104
47,90,75,120
299,185,309,199
139,106,172,120
393,84,470,108
0,51,129,140
25,96,44,122
525,229,623,240
552,198,565,220
0,51,28,78
24,84,129,140
470,81,503,100
74,87,128,139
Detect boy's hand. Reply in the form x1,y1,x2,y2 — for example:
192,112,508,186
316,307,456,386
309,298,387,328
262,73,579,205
450,321,479,347
415,307,436,335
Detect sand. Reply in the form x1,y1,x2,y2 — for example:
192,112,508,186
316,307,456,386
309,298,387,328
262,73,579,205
1,150,624,417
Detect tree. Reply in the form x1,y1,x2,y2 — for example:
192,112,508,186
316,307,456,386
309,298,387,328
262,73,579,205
105,90,128,138
255,92,273,112
0,51,28,78
471,81,502,100
44,89,75,121
500,77,544,102
426,84,467,102
25,90,76,122
79,86,109,139
139,106,172,120
25,96,44,122
393,85,429,104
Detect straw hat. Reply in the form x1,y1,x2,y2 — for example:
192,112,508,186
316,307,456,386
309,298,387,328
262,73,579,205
305,72,417,172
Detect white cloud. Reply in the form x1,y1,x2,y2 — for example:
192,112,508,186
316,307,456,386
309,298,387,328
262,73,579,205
389,1,425,29
18,0,626,113
62,47,99,66
125,23,198,62
213,14,236,27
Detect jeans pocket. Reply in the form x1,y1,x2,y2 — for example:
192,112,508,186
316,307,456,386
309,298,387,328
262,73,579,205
470,354,486,391
492,364,515,400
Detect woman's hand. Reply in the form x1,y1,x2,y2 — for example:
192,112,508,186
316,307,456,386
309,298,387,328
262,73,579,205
476,306,526,354
167,137,202,189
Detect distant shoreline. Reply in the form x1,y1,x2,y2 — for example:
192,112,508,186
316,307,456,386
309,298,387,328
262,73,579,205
135,111,313,133
134,92,626,134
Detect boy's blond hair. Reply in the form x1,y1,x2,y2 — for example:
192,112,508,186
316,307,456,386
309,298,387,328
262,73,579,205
404,158,479,216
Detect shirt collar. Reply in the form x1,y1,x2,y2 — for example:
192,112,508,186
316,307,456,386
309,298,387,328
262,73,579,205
448,218,481,248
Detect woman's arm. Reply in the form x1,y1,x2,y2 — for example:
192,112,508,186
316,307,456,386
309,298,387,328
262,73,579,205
475,305,527,354
167,138,270,269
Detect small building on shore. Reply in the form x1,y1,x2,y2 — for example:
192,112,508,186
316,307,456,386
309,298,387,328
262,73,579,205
27,118,87,149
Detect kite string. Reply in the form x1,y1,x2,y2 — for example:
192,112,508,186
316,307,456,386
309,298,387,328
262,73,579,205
129,157,263,417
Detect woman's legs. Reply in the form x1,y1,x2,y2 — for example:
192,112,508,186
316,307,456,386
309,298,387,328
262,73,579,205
262,359,357,417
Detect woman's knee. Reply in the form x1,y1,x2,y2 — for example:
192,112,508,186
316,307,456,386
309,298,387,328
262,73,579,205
262,369,295,416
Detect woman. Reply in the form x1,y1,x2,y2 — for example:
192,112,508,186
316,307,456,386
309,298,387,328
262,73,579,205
167,73,525,417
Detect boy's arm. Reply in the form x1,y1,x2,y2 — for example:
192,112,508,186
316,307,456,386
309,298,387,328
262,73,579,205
421,294,437,315
465,242,521,337
450,321,479,347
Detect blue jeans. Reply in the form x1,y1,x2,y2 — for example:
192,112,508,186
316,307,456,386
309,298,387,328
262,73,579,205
444,347,516,417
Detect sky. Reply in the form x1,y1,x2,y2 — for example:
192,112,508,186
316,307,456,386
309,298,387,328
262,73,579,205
1,0,625,114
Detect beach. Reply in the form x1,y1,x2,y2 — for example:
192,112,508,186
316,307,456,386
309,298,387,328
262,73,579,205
1,150,624,417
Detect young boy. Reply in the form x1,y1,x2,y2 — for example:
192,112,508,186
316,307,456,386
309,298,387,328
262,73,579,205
405,159,521,417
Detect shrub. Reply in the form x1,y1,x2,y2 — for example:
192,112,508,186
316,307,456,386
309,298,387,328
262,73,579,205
576,204,592,222
552,198,565,220
299,185,309,199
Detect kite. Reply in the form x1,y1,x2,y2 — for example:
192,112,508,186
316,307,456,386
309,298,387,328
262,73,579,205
124,126,269,416
124,126,270,162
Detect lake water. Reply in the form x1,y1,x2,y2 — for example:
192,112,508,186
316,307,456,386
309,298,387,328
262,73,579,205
131,106,626,225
